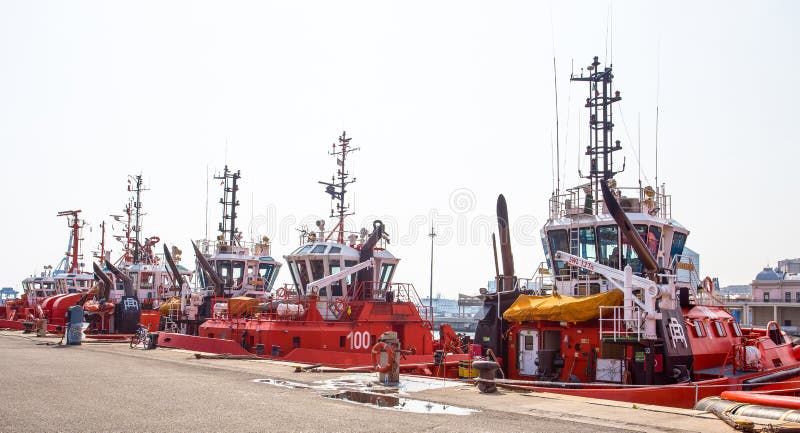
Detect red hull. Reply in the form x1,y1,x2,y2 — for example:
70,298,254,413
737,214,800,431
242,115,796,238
157,332,467,374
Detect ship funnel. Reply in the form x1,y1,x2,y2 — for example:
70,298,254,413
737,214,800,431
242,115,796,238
496,194,515,291
163,244,186,288
600,180,659,276
105,259,134,297
192,241,225,297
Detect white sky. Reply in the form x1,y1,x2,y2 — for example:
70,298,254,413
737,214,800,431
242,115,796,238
1,1,798,296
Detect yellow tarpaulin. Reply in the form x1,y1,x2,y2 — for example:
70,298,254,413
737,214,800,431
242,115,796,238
158,296,182,316
502,289,624,323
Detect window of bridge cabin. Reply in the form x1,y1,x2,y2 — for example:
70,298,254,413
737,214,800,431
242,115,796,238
215,260,232,286
764,292,770,302
597,226,619,269
232,262,245,286
692,320,706,338
379,263,396,289
310,259,325,281
620,232,643,274
730,321,742,337
578,227,597,262
329,262,343,297
648,226,662,256
344,260,357,285
547,230,569,276
258,263,275,283
713,321,727,337
671,232,687,258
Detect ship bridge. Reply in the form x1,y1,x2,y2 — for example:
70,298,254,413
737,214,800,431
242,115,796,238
284,240,399,298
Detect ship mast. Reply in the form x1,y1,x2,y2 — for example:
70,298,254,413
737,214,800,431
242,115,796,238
57,210,84,273
128,175,148,264
572,56,624,214
319,131,358,244
215,166,241,246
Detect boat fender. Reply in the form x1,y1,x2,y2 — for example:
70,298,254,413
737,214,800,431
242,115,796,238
371,342,395,373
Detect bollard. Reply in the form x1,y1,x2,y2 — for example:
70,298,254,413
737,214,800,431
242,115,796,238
471,360,500,393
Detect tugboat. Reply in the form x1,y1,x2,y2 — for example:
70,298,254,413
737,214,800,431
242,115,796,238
90,174,193,334
474,56,800,408
1,210,94,332
158,166,282,335
158,132,470,375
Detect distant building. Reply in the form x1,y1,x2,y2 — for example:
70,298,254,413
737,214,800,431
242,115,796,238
725,261,800,332
676,246,700,284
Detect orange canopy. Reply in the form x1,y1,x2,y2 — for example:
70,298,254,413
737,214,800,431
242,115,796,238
502,289,624,323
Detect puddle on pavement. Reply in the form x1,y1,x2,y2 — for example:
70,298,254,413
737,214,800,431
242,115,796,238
322,390,476,415
254,373,474,415
312,373,465,394
252,378,309,389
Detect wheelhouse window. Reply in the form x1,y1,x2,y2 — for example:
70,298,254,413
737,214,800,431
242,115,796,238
329,246,341,254
310,259,325,281
379,263,396,289
329,261,343,297
547,230,569,276
578,227,597,262
597,225,619,269
258,263,276,283
215,260,232,287
296,245,313,254
692,321,706,337
786,292,792,303
731,321,743,337
141,273,154,289
344,260,357,285
232,261,245,286
292,261,310,291
764,292,770,302
647,226,662,256
311,245,327,254
620,232,643,274
671,232,687,258
713,321,727,337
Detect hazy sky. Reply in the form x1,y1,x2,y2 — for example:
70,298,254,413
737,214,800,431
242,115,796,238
1,1,798,296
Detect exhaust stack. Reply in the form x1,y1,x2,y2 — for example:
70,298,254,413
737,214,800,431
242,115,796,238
496,194,515,292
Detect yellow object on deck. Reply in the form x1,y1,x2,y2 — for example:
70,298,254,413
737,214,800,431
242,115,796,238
158,297,182,316
227,296,259,317
502,289,624,323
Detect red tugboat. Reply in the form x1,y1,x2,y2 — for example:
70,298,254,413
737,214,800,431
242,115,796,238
474,57,800,408
1,210,95,333
158,132,470,375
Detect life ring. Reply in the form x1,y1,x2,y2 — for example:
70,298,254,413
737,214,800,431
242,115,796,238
371,341,395,373
149,236,161,244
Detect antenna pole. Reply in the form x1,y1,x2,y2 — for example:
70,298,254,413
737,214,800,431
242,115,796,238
428,226,436,322
319,131,359,243
57,210,83,273
571,56,623,213
553,56,561,195
215,166,241,246
128,174,148,264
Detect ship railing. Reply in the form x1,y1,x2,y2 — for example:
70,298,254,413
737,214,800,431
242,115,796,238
349,280,432,325
548,184,672,220
519,262,556,295
599,305,643,342
670,254,724,307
